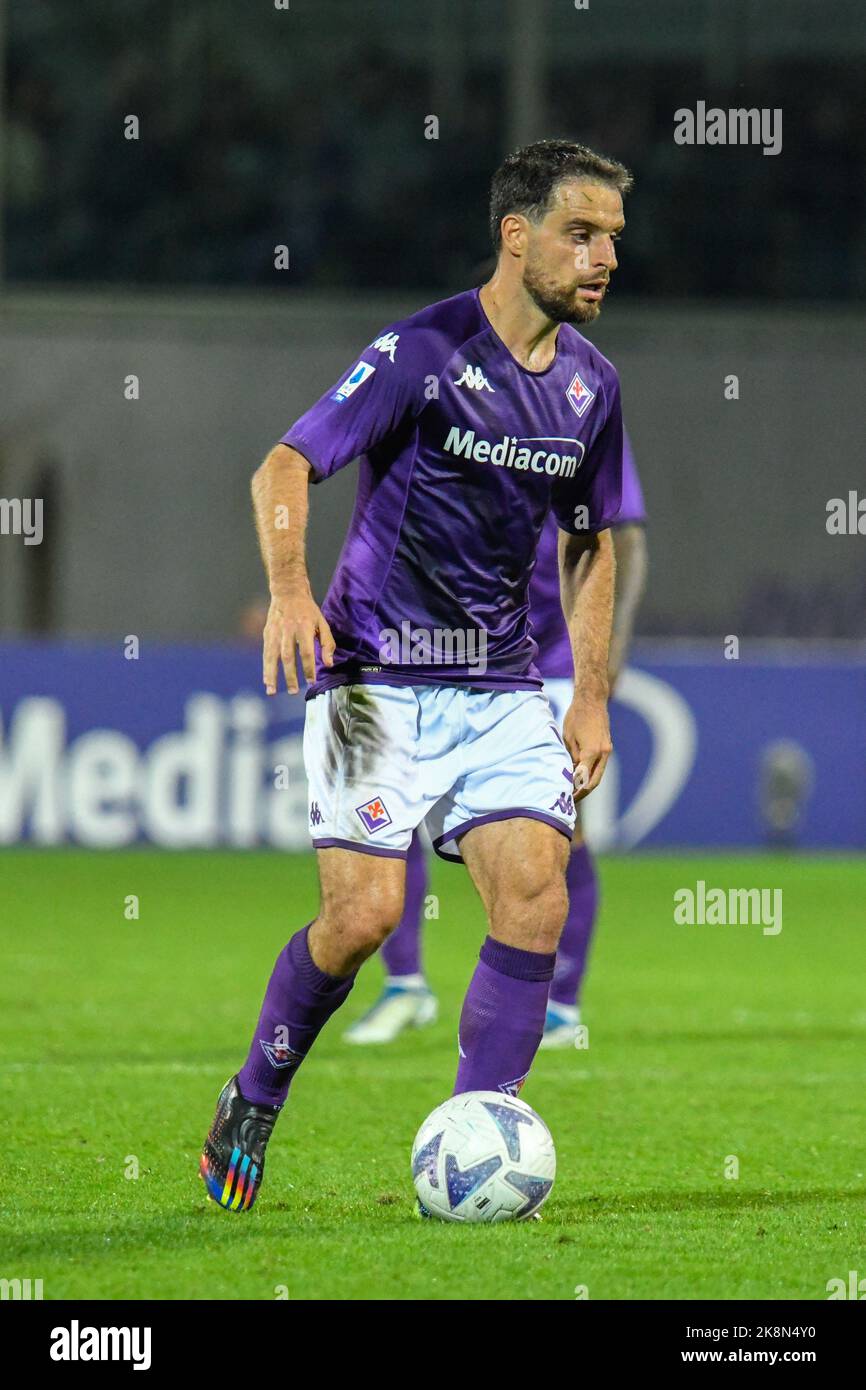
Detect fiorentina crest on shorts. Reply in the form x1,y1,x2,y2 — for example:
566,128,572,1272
566,370,595,418
355,796,392,834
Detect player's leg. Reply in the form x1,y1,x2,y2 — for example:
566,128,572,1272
200,845,405,1210
453,816,569,1095
423,686,575,1094
379,830,427,981
344,828,438,1044
541,807,599,1047
240,845,407,1100
538,677,601,1048
201,682,422,1211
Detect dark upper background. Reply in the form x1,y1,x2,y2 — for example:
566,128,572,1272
1,0,864,642
5,0,865,299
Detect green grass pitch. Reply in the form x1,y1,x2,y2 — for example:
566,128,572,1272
2,849,864,1301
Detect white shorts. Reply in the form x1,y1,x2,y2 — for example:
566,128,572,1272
304,683,576,863
543,677,573,730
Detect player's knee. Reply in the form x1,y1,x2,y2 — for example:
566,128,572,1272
517,853,569,918
535,877,569,943
356,897,404,951
319,884,404,957
490,873,568,952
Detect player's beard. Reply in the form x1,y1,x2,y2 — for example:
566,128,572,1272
523,254,600,325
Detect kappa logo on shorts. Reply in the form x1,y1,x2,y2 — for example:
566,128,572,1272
550,790,575,816
566,370,596,418
355,796,392,834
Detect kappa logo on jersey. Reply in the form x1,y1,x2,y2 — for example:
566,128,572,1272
454,364,495,392
332,360,376,402
566,370,595,418
355,796,392,834
372,331,399,362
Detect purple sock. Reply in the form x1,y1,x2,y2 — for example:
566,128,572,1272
454,937,555,1096
549,844,599,1008
380,829,427,979
237,925,356,1107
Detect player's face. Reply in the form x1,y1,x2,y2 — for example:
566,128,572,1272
523,180,625,325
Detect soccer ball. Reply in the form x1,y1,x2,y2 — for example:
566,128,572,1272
411,1090,556,1223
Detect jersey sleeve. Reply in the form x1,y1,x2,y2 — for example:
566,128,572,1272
611,425,647,526
279,328,430,482
550,368,624,534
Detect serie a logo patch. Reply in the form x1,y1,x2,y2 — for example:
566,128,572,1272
566,370,595,418
332,360,376,402
355,796,392,833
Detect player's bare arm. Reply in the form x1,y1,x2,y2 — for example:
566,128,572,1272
558,527,616,800
608,522,648,692
251,442,335,695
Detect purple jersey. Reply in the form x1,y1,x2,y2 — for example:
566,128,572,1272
528,428,646,678
281,288,623,695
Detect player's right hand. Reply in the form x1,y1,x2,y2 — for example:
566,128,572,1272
262,591,335,695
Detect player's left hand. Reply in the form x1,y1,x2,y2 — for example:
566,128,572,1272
562,698,612,802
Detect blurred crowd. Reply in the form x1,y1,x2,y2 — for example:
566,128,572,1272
4,25,865,299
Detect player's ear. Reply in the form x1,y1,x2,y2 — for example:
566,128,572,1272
500,213,527,259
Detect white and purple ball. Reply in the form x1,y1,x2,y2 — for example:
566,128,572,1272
411,1090,556,1223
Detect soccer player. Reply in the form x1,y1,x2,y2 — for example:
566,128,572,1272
201,139,632,1212
344,443,647,1047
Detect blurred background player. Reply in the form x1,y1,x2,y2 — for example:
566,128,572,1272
344,428,647,1047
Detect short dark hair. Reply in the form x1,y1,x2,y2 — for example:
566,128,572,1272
489,138,633,253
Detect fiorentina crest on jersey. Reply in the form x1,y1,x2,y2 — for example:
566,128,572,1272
355,796,392,833
566,370,595,418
